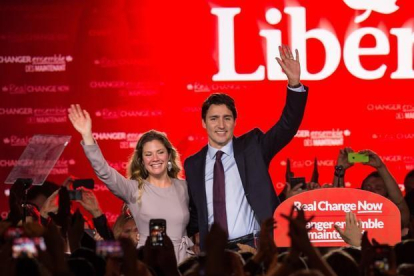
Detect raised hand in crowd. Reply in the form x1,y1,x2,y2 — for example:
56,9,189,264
333,148,409,228
118,237,139,276
226,251,246,276
283,182,304,199
334,212,363,247
106,237,152,276
42,221,70,275
22,221,44,237
48,187,71,235
336,147,354,170
39,177,73,223
78,188,114,241
204,223,228,276
284,181,321,199
361,150,409,227
242,218,277,275
307,182,321,190
333,147,354,187
143,234,180,276
39,189,59,221
61,175,75,188
68,104,94,145
279,206,336,276
67,209,85,253
255,218,278,270
360,231,396,276
360,149,384,168
7,179,26,225
283,159,321,200
78,188,102,218
0,222,13,275
282,206,313,256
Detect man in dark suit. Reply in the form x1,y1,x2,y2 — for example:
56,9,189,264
184,45,308,250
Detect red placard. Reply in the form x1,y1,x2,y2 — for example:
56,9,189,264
274,188,401,247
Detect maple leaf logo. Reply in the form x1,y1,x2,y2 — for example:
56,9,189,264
344,0,399,23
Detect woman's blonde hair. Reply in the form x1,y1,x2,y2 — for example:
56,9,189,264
127,130,182,203
113,213,134,240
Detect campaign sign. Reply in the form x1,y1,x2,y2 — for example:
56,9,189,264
274,188,401,247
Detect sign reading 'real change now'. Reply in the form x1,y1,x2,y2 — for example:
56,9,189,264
274,188,401,247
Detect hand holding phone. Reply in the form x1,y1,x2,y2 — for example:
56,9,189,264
289,177,306,189
358,150,384,169
372,245,393,275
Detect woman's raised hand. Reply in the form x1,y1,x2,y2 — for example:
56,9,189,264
68,104,94,144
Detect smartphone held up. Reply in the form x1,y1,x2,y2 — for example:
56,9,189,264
150,219,166,247
12,237,46,258
348,152,369,163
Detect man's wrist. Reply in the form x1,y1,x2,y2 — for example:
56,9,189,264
288,82,301,88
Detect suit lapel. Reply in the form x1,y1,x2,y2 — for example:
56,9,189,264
195,146,209,222
233,138,248,192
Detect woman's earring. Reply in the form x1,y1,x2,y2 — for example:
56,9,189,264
167,161,172,172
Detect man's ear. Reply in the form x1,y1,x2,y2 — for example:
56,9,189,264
202,119,206,129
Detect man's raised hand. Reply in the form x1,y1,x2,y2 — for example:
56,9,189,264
275,45,301,87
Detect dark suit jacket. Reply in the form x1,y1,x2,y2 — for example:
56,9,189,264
184,88,308,250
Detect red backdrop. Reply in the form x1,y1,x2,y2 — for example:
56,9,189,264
1,0,413,223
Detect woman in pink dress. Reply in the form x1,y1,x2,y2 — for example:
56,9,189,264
68,104,193,263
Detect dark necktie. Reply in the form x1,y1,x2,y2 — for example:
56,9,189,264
213,150,228,233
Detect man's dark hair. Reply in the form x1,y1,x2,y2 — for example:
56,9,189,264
361,171,381,190
405,170,414,184
324,250,359,276
27,181,59,201
201,93,237,121
394,239,414,265
340,246,361,264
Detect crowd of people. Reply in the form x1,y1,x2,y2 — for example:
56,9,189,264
2,45,414,275
1,170,414,276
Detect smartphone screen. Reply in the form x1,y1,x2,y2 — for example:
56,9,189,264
149,219,166,246
372,245,392,275
348,152,369,163
68,190,82,200
12,237,46,258
96,240,123,258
